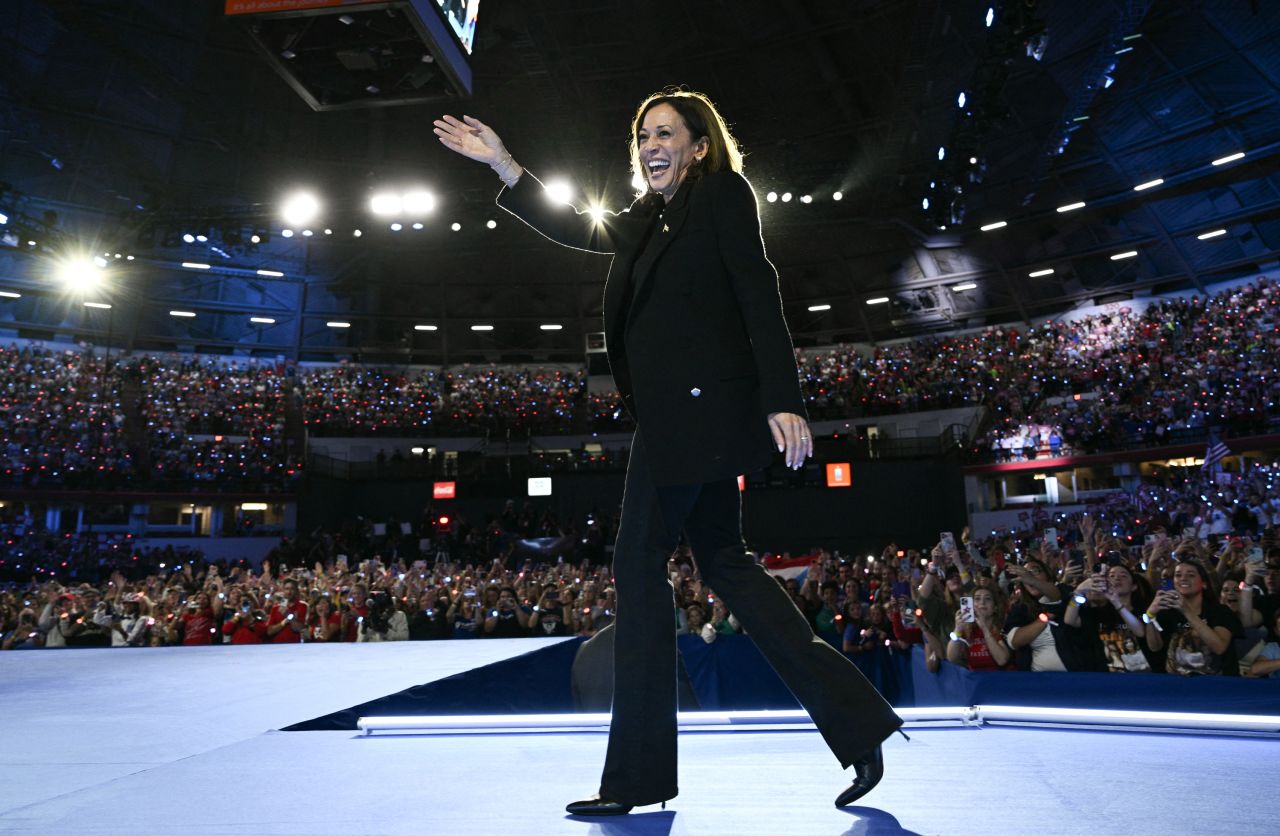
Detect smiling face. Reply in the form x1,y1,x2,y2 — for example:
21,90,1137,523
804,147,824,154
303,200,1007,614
636,103,708,202
1173,562,1204,598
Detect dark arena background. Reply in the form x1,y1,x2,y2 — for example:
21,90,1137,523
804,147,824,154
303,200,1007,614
2,1,1279,834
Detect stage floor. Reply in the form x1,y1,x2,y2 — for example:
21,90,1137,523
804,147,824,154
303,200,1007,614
1,642,1274,835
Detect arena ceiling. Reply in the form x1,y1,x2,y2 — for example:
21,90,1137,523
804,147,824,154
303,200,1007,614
0,0,1277,363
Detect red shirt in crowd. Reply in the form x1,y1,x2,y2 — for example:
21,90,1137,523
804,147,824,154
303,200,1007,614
267,600,308,643
181,607,217,646
965,631,1013,671
222,614,268,644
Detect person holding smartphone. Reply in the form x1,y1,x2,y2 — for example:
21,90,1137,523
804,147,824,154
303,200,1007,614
946,587,1012,670
1145,559,1243,675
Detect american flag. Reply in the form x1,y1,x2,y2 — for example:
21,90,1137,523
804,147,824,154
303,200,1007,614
1202,432,1230,472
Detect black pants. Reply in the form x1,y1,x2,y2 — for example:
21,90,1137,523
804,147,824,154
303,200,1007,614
599,433,902,805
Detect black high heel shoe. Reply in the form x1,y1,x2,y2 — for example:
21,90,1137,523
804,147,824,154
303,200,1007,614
565,796,634,816
834,745,884,807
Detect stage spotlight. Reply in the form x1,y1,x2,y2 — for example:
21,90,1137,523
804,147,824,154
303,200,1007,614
631,172,647,192
402,190,436,215
56,258,104,291
182,233,196,244
543,180,573,205
353,229,363,237
412,222,424,230
781,192,792,203
301,229,314,237
800,195,812,204
195,233,208,243
390,223,403,231
766,192,777,203
451,222,461,232
0,212,7,225
281,229,294,238
486,220,497,229
985,6,994,27
832,191,843,201
281,191,321,227
370,193,402,215
922,197,930,210
588,205,605,222
937,146,946,161
957,91,967,108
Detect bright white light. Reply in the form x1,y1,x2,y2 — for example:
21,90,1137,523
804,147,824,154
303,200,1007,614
1056,201,1086,213
169,310,196,318
539,324,563,331
182,233,195,244
486,219,497,229
410,447,425,455
250,317,276,324
922,197,931,210
866,297,890,305
1133,178,1164,191
957,91,967,108
800,195,812,204
414,324,438,331
412,222,424,230
832,191,843,201
352,229,363,238
528,477,552,497
0,291,20,299
631,172,647,193
195,234,208,243
1029,268,1055,277
240,502,269,511
952,282,978,291
390,223,403,232
324,229,332,235
257,269,284,277
281,229,294,238
1212,152,1245,166
1110,250,1139,260
450,222,461,232
969,156,979,165
250,234,261,244
807,304,832,312
0,212,7,225
937,146,946,161
781,192,792,203
985,7,995,27
588,205,605,222
181,262,211,270
83,301,112,309
544,180,573,205
402,190,436,215
471,324,494,332
766,191,778,203
326,321,351,328
281,191,321,227
1115,46,1134,55
980,221,1007,231
1197,229,1227,240
370,193,402,215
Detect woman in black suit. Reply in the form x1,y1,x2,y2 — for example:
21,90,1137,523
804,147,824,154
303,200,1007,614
435,89,901,815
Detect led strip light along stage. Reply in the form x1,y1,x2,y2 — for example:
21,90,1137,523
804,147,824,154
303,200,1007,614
356,706,1280,737
357,707,971,735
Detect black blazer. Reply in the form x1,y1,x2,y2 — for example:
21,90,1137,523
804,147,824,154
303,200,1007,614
497,168,805,486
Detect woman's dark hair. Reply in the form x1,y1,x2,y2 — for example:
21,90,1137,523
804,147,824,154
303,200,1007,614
628,87,743,194
1108,562,1153,615
1174,559,1218,605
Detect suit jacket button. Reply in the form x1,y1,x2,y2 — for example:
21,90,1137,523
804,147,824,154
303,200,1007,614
690,387,701,398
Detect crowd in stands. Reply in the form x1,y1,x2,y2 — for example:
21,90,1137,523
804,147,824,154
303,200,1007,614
4,462,1280,680
3,278,1280,489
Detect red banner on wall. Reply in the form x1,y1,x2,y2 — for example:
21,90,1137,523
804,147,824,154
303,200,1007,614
225,0,384,16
